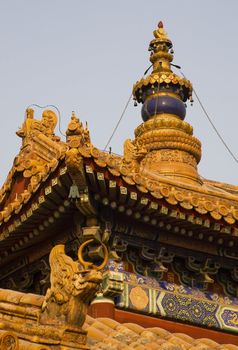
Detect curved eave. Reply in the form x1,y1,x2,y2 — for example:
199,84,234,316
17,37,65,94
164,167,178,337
1,143,238,267
78,146,238,227
0,164,76,263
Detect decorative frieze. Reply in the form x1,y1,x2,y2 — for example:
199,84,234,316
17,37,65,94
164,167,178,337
111,268,238,334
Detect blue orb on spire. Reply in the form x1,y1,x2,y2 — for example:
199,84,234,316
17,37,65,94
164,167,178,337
141,94,186,121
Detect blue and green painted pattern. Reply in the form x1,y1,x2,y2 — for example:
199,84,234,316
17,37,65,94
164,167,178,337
107,262,238,333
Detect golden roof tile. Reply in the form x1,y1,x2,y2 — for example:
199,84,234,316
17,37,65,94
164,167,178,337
0,284,237,349
85,316,238,350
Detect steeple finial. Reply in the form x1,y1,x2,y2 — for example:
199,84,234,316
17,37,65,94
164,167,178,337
130,22,202,186
133,22,193,120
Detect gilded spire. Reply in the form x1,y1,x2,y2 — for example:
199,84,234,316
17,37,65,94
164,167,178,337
133,21,193,115
126,22,202,186
149,20,173,73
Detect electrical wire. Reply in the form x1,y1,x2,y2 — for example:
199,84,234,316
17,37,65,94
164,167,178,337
26,103,66,138
103,93,133,151
28,66,155,150
179,71,238,164
103,65,153,151
28,69,236,164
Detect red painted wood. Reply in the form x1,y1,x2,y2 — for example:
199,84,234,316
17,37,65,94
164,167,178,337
114,309,238,345
89,302,115,319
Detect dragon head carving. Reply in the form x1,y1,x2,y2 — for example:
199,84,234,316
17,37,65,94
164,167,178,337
40,244,105,327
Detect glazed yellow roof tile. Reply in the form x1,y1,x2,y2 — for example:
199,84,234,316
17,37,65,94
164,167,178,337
1,143,238,230
83,316,238,350
1,109,238,232
78,145,238,225
0,288,237,349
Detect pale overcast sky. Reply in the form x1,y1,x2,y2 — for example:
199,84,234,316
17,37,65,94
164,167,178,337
0,0,237,186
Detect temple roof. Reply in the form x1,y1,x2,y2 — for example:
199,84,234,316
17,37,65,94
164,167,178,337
1,23,238,235
1,110,238,237
0,22,238,296
0,108,238,271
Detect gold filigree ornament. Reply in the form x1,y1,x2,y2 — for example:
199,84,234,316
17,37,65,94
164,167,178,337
133,74,193,101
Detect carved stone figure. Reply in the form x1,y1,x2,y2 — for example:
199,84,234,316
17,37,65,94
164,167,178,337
12,108,66,184
121,138,147,175
123,139,146,163
66,113,92,150
40,244,103,327
0,240,107,348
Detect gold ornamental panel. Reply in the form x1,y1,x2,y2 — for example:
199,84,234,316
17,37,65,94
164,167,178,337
129,286,149,310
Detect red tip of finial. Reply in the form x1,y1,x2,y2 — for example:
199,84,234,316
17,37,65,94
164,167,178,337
158,21,163,28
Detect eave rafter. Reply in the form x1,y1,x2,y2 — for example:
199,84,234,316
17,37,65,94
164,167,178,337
0,166,75,264
85,161,238,240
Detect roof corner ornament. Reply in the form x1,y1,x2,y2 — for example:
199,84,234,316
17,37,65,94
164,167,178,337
66,112,91,149
0,241,108,347
14,108,66,183
41,241,108,328
120,138,147,175
16,108,59,142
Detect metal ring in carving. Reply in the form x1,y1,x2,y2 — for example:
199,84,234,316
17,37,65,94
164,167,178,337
78,239,108,271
